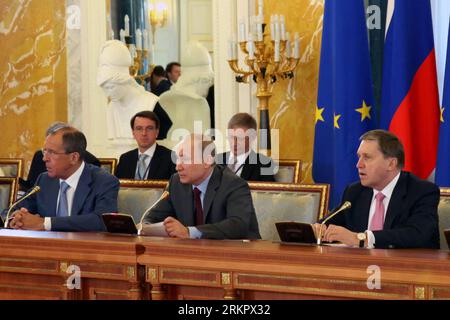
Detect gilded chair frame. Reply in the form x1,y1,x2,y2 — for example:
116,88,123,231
248,182,330,221
119,180,169,189
0,177,18,209
0,158,23,178
276,159,302,183
98,158,118,175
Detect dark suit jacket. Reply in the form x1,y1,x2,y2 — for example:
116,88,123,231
325,171,440,249
20,164,119,232
143,165,261,240
115,144,176,180
217,151,276,182
20,150,101,191
152,79,172,96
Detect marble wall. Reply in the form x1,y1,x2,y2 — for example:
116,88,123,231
264,0,323,183
0,0,68,175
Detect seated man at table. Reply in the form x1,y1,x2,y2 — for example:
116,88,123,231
216,113,275,182
115,111,176,180
9,127,119,232
19,122,101,191
315,129,440,249
141,134,261,240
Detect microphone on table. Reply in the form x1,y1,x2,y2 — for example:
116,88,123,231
3,186,41,228
316,201,351,245
138,191,170,231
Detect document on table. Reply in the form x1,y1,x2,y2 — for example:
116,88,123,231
139,222,169,237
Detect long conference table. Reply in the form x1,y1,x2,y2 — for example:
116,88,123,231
0,229,449,300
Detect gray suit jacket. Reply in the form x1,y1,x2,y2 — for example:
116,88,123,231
20,164,119,232
143,165,261,240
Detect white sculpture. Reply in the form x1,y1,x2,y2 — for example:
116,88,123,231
159,42,214,148
97,40,159,141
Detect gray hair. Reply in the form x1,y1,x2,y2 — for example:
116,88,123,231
45,122,71,137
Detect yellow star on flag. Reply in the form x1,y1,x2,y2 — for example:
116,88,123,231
315,106,325,124
334,114,341,129
441,107,445,123
355,100,372,122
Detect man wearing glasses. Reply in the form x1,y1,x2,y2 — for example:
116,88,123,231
9,127,119,232
217,113,275,182
115,111,176,180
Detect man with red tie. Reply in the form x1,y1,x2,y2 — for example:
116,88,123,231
315,130,440,249
141,134,260,240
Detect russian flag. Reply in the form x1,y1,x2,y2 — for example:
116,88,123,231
381,0,441,179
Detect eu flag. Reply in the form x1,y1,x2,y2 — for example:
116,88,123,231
313,0,375,208
436,20,450,187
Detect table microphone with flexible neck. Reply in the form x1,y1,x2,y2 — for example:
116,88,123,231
316,201,351,245
3,186,41,228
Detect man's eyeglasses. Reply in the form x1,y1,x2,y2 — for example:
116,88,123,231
41,148,69,157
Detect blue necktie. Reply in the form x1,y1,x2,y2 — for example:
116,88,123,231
56,181,70,217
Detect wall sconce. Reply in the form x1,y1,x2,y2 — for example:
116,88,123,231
149,1,168,45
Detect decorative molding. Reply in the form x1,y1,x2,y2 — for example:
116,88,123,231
221,272,231,286
415,286,426,300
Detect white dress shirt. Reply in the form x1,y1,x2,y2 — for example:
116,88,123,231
228,151,250,177
366,172,401,248
44,162,85,231
135,144,157,179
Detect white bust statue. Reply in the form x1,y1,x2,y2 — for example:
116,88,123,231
97,40,159,141
159,42,214,147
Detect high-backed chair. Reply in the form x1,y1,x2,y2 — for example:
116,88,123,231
439,188,450,250
118,180,168,222
0,159,23,178
0,177,18,216
98,158,117,175
274,160,302,183
249,182,330,241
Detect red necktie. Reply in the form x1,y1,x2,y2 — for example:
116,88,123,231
193,187,203,226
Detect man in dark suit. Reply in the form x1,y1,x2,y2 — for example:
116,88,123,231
316,130,440,249
115,111,176,180
19,122,101,191
141,134,260,240
150,65,172,96
217,113,275,182
9,127,119,232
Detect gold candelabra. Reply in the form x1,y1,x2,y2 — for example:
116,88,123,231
149,2,168,45
227,30,300,155
129,48,155,85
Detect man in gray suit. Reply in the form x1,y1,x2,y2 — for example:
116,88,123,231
9,126,119,232
141,134,260,240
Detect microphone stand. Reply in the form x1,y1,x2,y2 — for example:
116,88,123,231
4,186,41,228
317,201,351,245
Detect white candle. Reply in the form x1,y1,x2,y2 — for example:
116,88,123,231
143,29,149,50
274,40,280,62
239,21,247,43
257,23,263,42
111,30,115,40
120,29,126,43
228,39,235,60
294,33,300,59
280,15,286,41
124,15,130,37
135,29,142,50
247,33,255,59
258,0,264,18
274,15,280,41
129,44,137,59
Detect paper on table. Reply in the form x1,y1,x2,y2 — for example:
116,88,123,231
139,222,169,237
322,242,351,247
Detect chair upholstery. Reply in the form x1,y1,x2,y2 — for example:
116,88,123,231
117,180,167,222
249,182,329,241
0,159,23,178
0,178,18,215
274,160,302,183
439,188,450,250
98,158,117,175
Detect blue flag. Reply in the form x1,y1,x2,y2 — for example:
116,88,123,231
436,20,450,187
313,0,375,208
